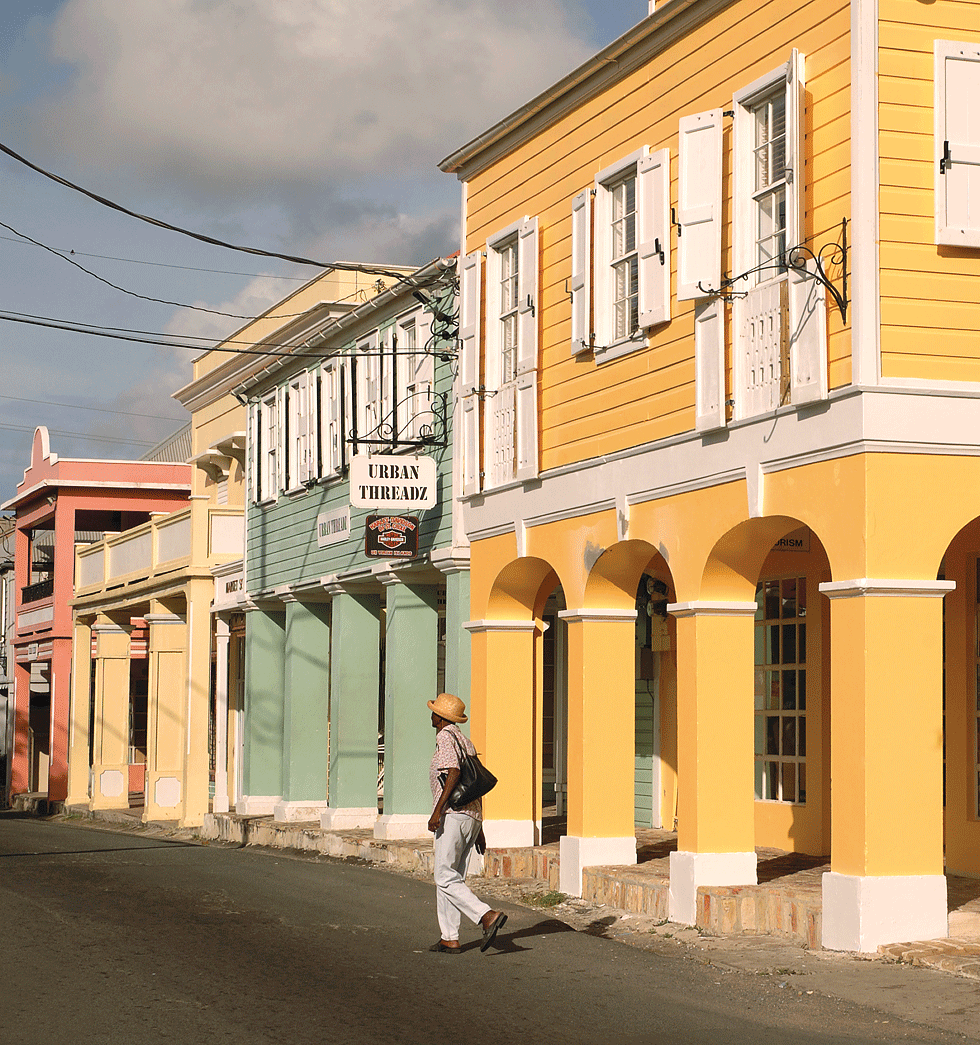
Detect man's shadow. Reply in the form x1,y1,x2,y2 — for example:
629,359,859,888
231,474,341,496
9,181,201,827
463,917,576,954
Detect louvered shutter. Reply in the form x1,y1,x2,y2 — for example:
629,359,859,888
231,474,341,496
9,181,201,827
276,385,286,491
694,298,726,431
788,263,828,404
516,217,539,480
459,250,482,494
380,332,393,449
935,42,980,248
298,371,310,483
414,312,435,439
339,360,350,470
249,401,259,502
571,189,592,354
638,149,671,328
677,110,723,300
786,50,806,250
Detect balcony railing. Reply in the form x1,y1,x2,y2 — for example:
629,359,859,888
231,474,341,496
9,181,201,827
21,578,54,604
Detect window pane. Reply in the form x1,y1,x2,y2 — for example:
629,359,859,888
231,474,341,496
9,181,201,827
782,761,796,804
782,717,796,757
799,716,806,757
768,624,780,664
755,583,764,620
755,715,764,753
766,716,780,755
755,760,765,800
782,623,796,664
782,669,797,710
798,622,806,659
765,580,780,619
781,578,797,618
755,624,764,664
767,762,779,800
798,579,807,616
798,763,807,804
768,672,781,710
754,668,766,709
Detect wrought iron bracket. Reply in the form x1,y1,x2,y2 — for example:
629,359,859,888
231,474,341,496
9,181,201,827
346,389,450,452
697,218,849,322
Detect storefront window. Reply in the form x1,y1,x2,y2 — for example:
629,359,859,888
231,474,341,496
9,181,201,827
754,576,807,803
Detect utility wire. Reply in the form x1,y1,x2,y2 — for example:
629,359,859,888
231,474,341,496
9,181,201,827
0,393,187,423
0,139,411,279
0,218,315,320
0,234,309,280
0,421,156,447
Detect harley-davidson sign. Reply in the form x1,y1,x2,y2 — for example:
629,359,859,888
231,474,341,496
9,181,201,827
365,515,419,560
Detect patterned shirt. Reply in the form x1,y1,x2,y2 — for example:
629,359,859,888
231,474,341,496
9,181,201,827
429,724,483,821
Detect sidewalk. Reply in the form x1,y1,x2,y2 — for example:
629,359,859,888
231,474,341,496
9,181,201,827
44,801,980,982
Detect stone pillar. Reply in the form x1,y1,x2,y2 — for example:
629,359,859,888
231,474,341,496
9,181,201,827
212,616,231,814
66,616,94,808
143,610,187,822
819,579,951,952
375,576,438,840
666,601,759,924
558,609,638,896
240,606,286,815
464,619,538,848
275,599,331,823
321,590,380,830
90,616,132,810
432,552,471,703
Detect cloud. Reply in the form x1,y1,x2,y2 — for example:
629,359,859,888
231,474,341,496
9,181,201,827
32,0,593,195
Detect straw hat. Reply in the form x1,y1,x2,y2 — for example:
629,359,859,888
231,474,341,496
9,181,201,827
428,692,467,723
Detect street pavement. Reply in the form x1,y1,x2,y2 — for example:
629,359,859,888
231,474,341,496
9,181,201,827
0,812,976,1045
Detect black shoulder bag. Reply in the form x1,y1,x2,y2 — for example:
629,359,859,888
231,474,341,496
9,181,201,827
446,729,497,810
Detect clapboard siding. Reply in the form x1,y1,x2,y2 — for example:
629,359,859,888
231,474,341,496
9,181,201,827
465,0,850,473
878,0,980,383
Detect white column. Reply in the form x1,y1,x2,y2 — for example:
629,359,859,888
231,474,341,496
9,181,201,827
213,616,231,814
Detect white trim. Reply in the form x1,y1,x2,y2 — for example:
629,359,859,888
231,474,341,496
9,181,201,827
559,835,637,897
320,806,377,830
462,619,537,633
482,819,535,848
822,872,948,952
373,813,430,840
274,799,328,823
667,601,758,618
627,468,744,507
237,794,280,816
668,850,758,925
558,608,638,623
525,498,617,529
818,579,956,599
850,0,880,386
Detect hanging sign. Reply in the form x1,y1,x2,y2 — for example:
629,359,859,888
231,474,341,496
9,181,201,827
365,515,419,559
349,454,436,510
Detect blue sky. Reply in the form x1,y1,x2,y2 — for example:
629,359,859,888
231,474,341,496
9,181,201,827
0,0,648,499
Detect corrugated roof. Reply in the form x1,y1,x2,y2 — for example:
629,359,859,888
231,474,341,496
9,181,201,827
143,423,191,464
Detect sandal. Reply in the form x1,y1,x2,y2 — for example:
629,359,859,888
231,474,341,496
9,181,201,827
480,912,507,952
430,941,462,954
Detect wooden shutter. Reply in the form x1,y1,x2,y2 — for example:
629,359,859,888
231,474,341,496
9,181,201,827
788,263,828,405
298,371,310,483
275,385,286,491
638,149,671,328
380,331,393,449
459,250,482,494
786,50,806,251
694,298,726,431
677,110,723,300
249,401,259,502
571,189,592,354
935,41,980,247
516,217,539,480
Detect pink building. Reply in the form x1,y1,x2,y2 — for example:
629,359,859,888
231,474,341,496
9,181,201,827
2,428,191,805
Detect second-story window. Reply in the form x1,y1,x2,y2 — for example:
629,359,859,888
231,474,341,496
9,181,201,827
497,237,519,385
751,88,788,280
286,374,309,489
610,172,639,340
397,312,433,442
260,393,277,499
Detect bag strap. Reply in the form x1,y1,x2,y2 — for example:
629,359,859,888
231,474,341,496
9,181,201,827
446,726,470,764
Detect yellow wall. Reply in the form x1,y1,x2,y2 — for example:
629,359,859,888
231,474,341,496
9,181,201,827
878,0,980,383
464,0,852,472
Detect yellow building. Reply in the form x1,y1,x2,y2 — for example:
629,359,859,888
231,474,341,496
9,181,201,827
440,0,980,951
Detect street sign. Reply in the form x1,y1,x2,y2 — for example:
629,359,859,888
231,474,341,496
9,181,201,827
365,515,419,560
349,454,436,510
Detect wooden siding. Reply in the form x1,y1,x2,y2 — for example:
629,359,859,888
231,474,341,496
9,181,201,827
879,0,980,383
464,0,851,472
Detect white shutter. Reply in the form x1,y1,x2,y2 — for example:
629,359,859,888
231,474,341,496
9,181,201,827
694,298,726,431
935,41,980,247
380,332,393,448
276,385,286,491
786,50,806,251
516,217,539,480
677,110,723,300
788,264,828,405
571,189,592,354
414,312,435,439
637,149,671,328
339,360,350,470
298,371,310,483
249,402,259,502
459,250,482,495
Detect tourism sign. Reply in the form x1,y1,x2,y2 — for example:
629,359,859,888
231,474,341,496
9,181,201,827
365,515,419,559
349,454,436,510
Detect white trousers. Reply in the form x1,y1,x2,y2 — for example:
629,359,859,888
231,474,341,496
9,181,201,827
433,812,491,941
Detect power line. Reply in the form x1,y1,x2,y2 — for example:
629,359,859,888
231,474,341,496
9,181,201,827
0,421,157,447
0,218,313,320
0,234,309,280
0,393,187,423
0,138,411,279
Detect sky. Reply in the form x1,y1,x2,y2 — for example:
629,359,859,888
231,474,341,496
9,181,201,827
0,0,649,501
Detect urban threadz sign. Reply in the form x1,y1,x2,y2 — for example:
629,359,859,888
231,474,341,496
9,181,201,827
349,454,437,511
365,515,419,559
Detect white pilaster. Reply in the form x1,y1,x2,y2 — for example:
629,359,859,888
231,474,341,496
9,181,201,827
373,813,430,840
668,850,758,925
273,799,328,823
320,806,378,831
822,872,948,952
482,818,536,849
559,836,637,897
236,794,279,816
213,617,230,814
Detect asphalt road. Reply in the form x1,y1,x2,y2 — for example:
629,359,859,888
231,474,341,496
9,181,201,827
0,814,968,1045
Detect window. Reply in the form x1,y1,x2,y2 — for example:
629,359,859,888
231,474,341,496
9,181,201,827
355,333,381,456
259,393,278,500
483,217,539,489
285,373,309,490
318,358,345,478
754,577,807,804
396,312,434,442
573,148,670,362
749,88,788,281
935,42,980,248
